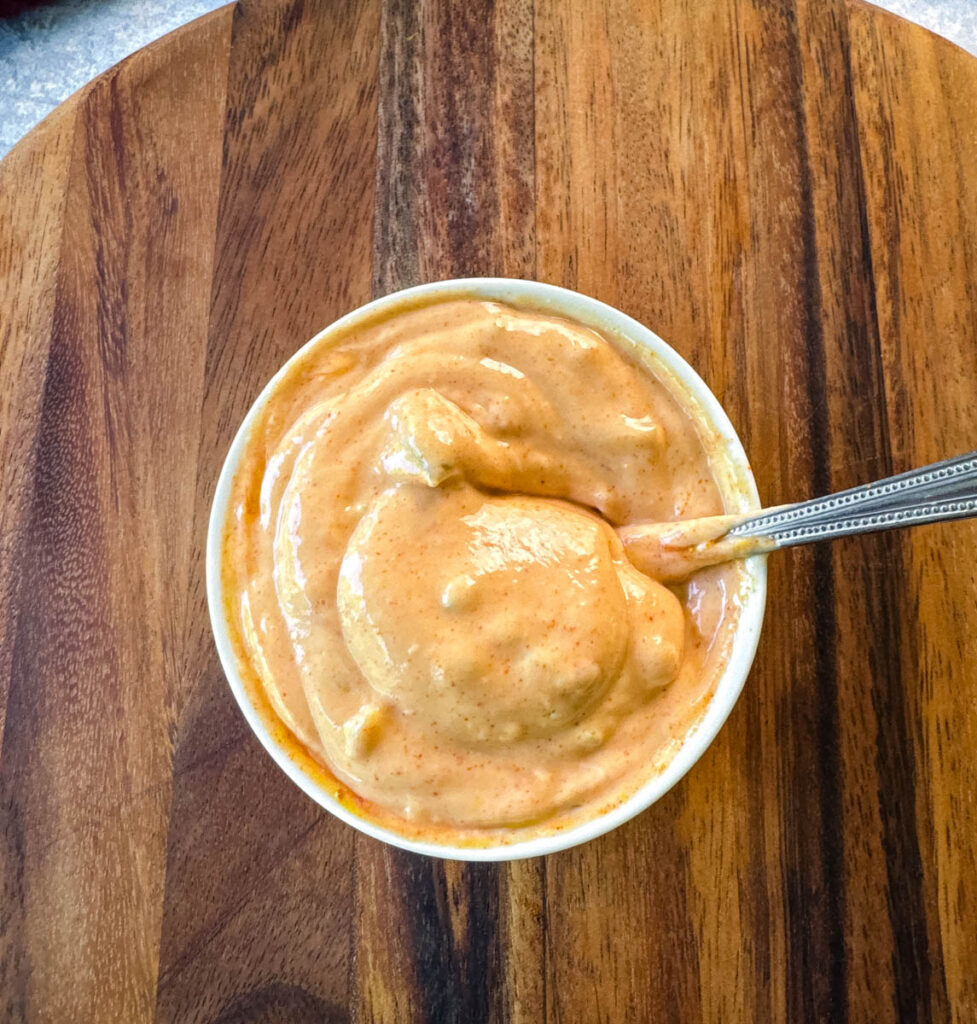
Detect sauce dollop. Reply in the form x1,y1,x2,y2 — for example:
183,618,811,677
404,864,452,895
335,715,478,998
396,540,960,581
223,299,747,837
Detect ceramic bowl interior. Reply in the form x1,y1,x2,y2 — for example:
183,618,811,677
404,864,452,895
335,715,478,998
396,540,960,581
206,278,767,861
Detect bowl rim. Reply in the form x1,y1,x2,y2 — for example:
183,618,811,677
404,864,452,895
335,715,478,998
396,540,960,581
206,277,767,861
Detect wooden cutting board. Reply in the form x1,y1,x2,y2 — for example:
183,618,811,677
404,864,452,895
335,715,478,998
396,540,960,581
2,0,976,1019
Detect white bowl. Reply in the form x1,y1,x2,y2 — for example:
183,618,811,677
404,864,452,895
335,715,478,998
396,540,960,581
207,278,767,861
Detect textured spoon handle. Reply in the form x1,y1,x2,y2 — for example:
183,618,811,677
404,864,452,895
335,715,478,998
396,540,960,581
728,450,977,548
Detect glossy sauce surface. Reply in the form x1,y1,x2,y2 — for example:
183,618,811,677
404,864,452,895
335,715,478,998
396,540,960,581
223,299,748,839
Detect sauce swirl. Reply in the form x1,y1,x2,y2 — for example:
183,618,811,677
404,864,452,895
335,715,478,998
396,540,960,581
223,298,747,837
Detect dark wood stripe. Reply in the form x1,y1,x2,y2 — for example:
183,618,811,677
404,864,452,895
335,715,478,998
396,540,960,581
781,4,847,1020
0,90,74,769
388,853,501,1024
418,0,503,277
835,27,947,1022
0,298,104,1019
868,541,941,1022
373,0,535,292
373,0,422,291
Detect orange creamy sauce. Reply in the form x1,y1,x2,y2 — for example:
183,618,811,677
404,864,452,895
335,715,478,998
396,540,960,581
222,298,747,844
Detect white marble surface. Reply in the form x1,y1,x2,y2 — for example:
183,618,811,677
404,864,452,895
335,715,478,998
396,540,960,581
1,0,226,156
2,0,977,158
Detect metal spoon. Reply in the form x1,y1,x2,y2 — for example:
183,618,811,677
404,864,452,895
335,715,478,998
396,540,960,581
619,449,977,581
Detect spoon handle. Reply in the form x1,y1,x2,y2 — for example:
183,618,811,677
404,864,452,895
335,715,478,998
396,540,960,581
729,449,977,548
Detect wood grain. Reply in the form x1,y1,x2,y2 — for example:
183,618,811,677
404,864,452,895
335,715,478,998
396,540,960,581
1,0,976,1020
1,11,232,1019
